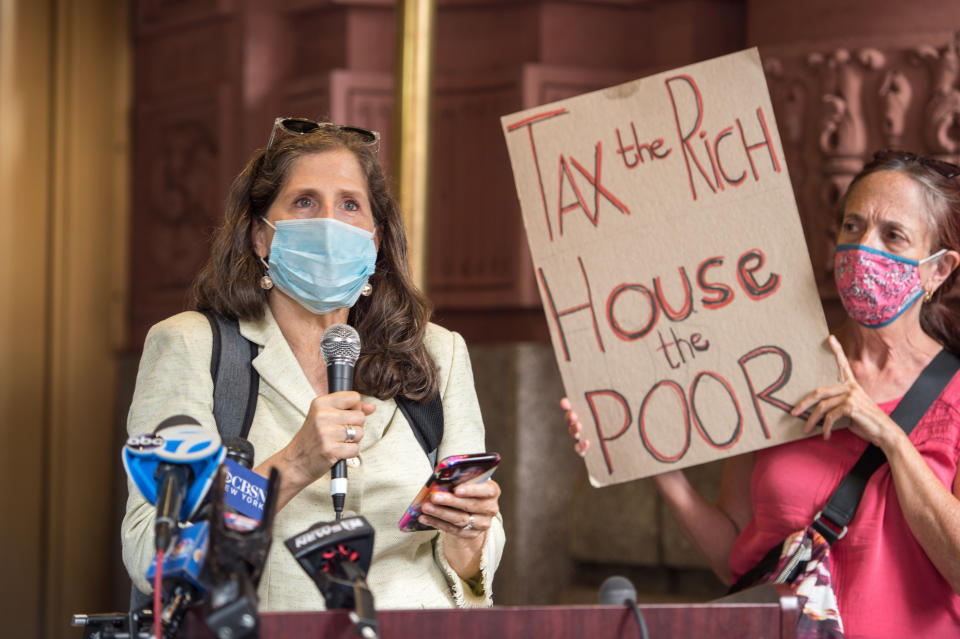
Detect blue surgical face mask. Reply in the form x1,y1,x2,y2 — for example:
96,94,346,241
261,217,377,315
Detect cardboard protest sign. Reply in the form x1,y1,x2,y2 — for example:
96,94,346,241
501,48,839,486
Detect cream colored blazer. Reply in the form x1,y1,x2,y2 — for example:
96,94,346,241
121,308,504,610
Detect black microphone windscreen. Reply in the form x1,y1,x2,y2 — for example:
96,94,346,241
286,515,374,573
155,414,202,432
223,437,255,469
598,575,637,605
286,515,375,609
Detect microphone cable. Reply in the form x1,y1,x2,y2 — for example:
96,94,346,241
627,598,650,639
153,549,164,639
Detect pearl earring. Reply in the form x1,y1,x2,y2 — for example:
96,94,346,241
361,282,373,297
259,256,274,290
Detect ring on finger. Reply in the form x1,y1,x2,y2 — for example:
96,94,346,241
462,515,476,531
345,425,357,443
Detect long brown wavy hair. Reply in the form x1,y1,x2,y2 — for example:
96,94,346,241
191,124,438,400
841,152,960,354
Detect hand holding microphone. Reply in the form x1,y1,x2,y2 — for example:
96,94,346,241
266,324,373,514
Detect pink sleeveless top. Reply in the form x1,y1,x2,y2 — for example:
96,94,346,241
729,373,960,639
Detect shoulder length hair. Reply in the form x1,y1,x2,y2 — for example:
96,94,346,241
191,125,438,400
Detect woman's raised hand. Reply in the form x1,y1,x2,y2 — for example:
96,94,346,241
560,397,589,457
254,390,375,512
790,335,902,450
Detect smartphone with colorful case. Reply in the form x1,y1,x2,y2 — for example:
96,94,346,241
398,452,501,532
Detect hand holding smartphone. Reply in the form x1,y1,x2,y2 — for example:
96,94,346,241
398,452,501,532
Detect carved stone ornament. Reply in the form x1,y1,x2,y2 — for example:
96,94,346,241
879,69,913,149
911,31,960,155
808,48,885,159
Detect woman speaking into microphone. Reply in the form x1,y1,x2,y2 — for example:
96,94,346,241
122,118,504,610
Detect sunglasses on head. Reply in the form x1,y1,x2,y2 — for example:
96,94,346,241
266,117,381,155
874,149,960,179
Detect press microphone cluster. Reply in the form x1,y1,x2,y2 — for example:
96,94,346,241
78,320,361,638
143,437,268,593
320,323,362,520
88,420,279,639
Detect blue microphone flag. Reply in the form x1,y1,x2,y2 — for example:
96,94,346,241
122,421,225,520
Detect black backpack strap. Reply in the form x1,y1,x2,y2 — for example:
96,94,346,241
201,310,260,440
813,348,960,544
396,393,444,467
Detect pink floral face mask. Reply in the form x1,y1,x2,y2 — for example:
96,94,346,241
834,244,945,327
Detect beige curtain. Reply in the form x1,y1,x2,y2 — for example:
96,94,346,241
0,0,129,636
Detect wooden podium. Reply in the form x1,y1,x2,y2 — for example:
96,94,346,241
182,585,798,639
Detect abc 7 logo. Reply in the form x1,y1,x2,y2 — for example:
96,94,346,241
155,424,221,461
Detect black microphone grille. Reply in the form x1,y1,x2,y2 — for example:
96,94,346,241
155,414,202,432
223,436,255,468
321,324,361,364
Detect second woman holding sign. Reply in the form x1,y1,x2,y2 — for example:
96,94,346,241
564,150,960,638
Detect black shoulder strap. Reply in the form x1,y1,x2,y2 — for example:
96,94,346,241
396,394,444,467
201,310,260,440
813,348,960,544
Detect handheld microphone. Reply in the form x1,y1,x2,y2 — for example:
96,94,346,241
320,324,361,520
122,416,225,552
